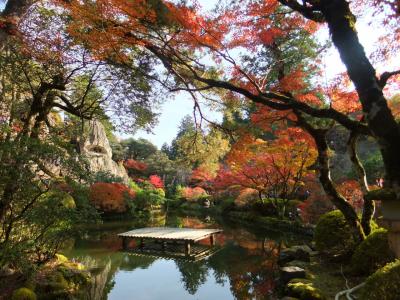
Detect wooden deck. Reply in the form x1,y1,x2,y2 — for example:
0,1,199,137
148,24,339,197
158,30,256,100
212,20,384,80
118,227,222,258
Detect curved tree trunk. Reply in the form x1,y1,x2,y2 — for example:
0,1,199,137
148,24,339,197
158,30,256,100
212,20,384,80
347,132,375,235
296,113,365,242
319,0,400,193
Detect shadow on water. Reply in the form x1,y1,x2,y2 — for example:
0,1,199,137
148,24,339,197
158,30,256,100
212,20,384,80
62,211,309,300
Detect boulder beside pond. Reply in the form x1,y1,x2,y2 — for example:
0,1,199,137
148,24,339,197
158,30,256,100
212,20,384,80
286,278,326,300
280,266,306,283
279,245,313,265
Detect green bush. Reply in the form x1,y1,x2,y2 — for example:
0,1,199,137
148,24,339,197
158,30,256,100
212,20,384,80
313,210,358,258
135,190,165,209
217,197,235,213
351,228,395,275
359,260,400,300
12,288,37,300
91,171,124,183
154,188,166,198
128,180,143,193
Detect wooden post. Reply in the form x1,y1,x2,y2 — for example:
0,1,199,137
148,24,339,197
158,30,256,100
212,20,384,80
185,241,191,255
139,238,144,249
122,237,129,250
210,234,215,246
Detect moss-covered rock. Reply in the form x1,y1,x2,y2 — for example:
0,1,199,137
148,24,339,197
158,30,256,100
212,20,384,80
359,260,400,300
313,210,357,258
35,258,90,300
286,260,310,269
12,288,37,300
351,228,395,275
55,254,69,263
286,280,326,300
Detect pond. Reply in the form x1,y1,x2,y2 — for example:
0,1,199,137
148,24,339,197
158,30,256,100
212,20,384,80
62,211,309,300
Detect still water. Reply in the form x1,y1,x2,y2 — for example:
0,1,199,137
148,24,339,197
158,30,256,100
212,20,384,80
63,212,307,300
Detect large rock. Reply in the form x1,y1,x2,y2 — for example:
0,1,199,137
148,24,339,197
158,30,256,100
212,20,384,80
278,245,313,265
280,266,306,283
80,120,129,183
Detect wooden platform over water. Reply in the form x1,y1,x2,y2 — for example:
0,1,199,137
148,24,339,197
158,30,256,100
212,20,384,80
118,227,223,259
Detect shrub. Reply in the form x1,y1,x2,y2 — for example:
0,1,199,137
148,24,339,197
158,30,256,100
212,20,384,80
179,186,208,201
43,190,76,209
91,171,124,183
359,260,400,300
153,188,165,198
12,288,37,300
217,197,236,212
128,180,143,193
135,190,165,209
149,175,164,189
89,182,135,213
351,228,395,275
313,210,358,258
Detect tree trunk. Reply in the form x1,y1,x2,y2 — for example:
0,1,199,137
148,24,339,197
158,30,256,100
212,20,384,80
296,113,365,242
0,0,33,48
320,0,400,192
347,131,374,235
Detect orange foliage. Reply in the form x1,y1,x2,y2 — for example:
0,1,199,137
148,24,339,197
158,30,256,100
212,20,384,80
89,182,135,213
123,159,147,171
297,175,333,224
337,179,364,211
180,186,208,201
189,167,216,192
214,129,316,201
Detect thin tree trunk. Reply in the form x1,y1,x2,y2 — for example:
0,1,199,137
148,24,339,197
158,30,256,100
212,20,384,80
347,131,375,235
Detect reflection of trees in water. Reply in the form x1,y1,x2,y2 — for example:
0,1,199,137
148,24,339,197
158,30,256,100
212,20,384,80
118,253,156,271
76,253,156,299
207,241,279,299
78,256,112,300
175,260,209,294
172,238,280,297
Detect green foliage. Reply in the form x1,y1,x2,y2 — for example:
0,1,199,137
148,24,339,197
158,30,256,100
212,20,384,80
135,186,166,210
68,181,100,221
128,180,143,193
91,171,124,184
120,138,158,160
217,197,236,213
143,151,177,184
313,210,358,258
0,137,99,271
359,260,400,300
12,288,37,300
351,228,395,275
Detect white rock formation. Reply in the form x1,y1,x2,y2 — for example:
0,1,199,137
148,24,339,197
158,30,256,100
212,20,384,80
80,120,129,183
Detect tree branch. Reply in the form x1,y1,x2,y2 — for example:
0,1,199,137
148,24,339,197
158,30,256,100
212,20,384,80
379,70,400,88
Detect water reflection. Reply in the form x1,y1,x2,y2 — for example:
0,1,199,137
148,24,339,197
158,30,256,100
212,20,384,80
63,212,308,300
